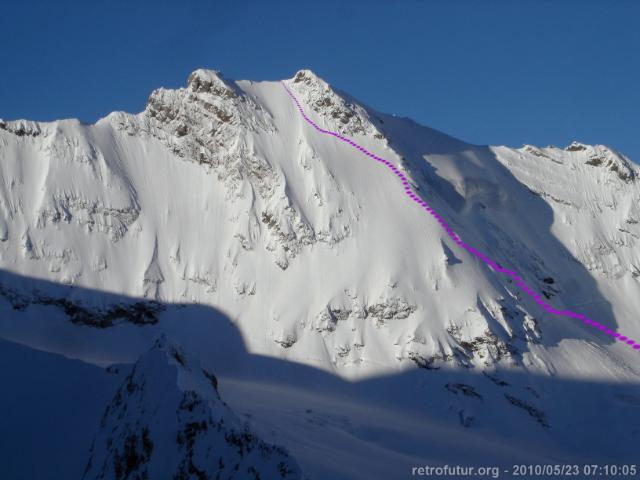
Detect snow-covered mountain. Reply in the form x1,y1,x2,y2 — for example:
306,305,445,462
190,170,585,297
1,69,639,479
83,336,302,480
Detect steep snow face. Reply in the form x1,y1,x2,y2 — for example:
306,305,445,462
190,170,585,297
491,142,640,356
0,69,639,384
83,337,302,480
3,69,640,475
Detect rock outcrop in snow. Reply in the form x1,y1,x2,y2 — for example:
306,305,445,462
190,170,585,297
1,69,639,378
2,68,640,477
83,337,302,480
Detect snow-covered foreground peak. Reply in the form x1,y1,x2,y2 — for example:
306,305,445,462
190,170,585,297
83,336,302,480
1,68,640,475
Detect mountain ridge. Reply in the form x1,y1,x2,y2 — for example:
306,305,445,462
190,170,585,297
1,68,639,378
1,67,640,477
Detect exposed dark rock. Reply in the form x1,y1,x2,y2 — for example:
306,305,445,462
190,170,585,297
482,371,510,387
0,282,162,328
504,394,549,428
274,335,297,349
566,142,587,152
408,351,452,370
202,368,219,393
0,120,42,137
445,383,483,400
458,409,475,428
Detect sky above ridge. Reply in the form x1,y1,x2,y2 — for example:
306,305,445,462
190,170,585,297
1,0,639,160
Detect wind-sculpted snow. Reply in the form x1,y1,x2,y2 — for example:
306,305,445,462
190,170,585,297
1,68,640,381
281,81,640,355
2,68,640,478
108,69,357,269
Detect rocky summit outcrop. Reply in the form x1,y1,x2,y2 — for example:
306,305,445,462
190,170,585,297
1,69,639,377
2,68,640,478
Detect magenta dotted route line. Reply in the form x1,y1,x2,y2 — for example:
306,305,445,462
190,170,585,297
281,81,640,353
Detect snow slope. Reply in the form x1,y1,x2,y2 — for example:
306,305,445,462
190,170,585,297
1,69,640,477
